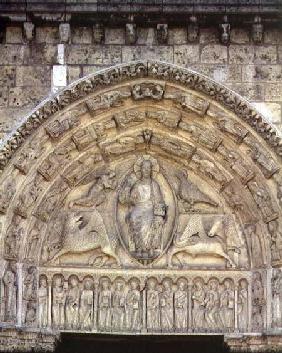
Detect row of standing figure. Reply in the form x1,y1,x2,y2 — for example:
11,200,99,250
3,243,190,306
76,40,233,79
38,275,251,333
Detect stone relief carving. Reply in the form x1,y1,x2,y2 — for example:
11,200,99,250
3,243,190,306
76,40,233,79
86,89,131,115
45,115,80,140
44,169,118,267
217,145,255,185
131,82,165,101
31,272,252,333
165,91,209,116
5,214,25,259
272,269,282,328
168,214,244,269
214,119,248,144
1,261,17,323
0,61,282,342
179,121,222,151
0,179,16,214
14,173,46,218
38,275,48,329
14,139,45,175
118,155,167,263
174,170,218,212
247,180,278,223
252,272,265,331
22,266,37,326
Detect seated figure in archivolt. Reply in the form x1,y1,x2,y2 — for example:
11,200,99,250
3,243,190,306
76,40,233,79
119,155,167,259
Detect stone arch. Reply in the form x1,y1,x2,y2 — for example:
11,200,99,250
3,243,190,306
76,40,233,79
0,61,281,334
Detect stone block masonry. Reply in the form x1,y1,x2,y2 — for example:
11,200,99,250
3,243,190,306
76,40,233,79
0,23,281,140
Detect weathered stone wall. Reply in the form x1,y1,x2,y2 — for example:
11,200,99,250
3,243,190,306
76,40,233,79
0,24,281,140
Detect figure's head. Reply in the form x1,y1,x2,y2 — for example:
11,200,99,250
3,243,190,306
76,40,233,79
129,278,139,290
101,278,110,290
69,276,78,288
162,278,171,290
224,280,231,289
115,279,124,291
177,278,187,290
240,279,248,290
39,276,47,288
84,278,92,290
54,275,63,287
147,277,157,290
141,160,152,179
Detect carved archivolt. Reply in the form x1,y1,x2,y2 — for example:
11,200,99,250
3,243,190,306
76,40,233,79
0,61,281,336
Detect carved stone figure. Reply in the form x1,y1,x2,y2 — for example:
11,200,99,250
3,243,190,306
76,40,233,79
93,23,104,44
272,270,282,327
65,275,80,330
79,277,94,330
59,23,70,44
25,222,41,261
0,179,16,214
2,261,17,322
248,181,278,223
215,119,248,143
49,170,118,265
5,214,24,259
219,280,234,331
38,276,48,329
112,278,126,331
156,24,168,44
174,170,218,212
45,116,80,140
252,16,263,44
119,155,166,261
125,23,137,45
179,121,222,151
219,16,230,45
165,91,209,116
168,216,236,268
98,277,112,331
205,279,220,330
52,275,65,329
187,15,199,42
15,173,45,218
86,90,130,114
14,141,43,175
191,154,231,189
252,272,265,331
160,278,174,332
114,110,146,129
22,267,37,325
125,278,142,331
174,278,188,332
146,277,160,331
244,224,263,267
217,145,255,184
132,83,165,101
238,279,248,332
192,278,206,330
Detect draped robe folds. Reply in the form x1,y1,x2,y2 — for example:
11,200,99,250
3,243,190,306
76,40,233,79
112,290,126,330
38,285,48,328
238,288,248,331
65,286,80,329
98,289,111,330
147,289,160,330
79,289,94,330
174,290,188,330
126,289,141,330
160,289,174,331
121,176,165,253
